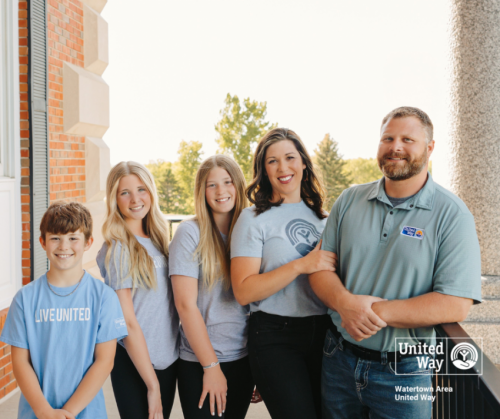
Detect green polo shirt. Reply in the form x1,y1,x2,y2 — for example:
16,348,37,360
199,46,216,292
321,173,482,352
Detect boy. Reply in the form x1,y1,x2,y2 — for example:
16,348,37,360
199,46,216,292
0,202,128,419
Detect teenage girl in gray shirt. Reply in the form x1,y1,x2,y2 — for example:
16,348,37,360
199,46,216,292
231,128,337,419
97,161,180,419
170,155,254,419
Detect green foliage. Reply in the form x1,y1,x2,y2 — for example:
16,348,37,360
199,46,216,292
215,93,277,181
145,160,180,214
173,140,203,214
314,134,352,210
343,158,381,185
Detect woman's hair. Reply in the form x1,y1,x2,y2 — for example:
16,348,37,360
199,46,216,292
246,128,326,219
192,155,247,290
102,161,170,290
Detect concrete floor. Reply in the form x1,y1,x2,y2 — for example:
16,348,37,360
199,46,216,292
0,378,271,419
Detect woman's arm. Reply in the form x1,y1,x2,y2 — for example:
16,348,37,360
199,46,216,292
62,340,116,416
171,275,227,417
11,346,75,419
231,240,337,306
116,289,163,419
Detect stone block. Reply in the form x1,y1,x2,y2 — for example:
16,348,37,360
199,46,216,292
81,0,107,14
63,62,109,138
481,276,500,298
466,298,500,322
82,200,107,270
85,137,110,202
83,5,108,76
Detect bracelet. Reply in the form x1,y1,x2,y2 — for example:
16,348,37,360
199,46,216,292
203,361,220,370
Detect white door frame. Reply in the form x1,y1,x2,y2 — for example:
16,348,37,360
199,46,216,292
0,0,22,310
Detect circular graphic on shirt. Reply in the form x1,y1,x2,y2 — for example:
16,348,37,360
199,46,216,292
286,219,322,256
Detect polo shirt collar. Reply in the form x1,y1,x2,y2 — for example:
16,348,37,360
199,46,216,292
367,172,435,210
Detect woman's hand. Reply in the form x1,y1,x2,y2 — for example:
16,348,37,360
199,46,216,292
297,240,337,275
147,385,164,419
199,365,227,417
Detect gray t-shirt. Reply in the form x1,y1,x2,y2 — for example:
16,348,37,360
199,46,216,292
169,220,249,363
231,201,328,317
96,237,180,370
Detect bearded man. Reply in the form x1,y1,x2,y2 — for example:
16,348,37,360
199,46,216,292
310,107,482,419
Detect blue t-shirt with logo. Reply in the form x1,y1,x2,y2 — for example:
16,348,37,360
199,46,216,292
0,272,128,419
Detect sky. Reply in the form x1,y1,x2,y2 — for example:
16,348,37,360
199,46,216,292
101,0,450,181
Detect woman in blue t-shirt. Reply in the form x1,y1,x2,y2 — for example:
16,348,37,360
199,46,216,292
170,155,255,419
230,128,337,419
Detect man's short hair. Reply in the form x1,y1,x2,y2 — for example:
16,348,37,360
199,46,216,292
381,106,434,143
40,201,93,242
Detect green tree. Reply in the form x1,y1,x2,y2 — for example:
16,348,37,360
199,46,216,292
145,160,180,214
215,93,277,181
343,158,381,185
173,140,203,214
314,134,352,210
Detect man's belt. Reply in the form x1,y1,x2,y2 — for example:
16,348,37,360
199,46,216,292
329,324,416,363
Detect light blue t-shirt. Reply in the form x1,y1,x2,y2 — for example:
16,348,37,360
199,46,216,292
97,237,180,370
169,220,250,362
231,201,328,317
0,272,128,419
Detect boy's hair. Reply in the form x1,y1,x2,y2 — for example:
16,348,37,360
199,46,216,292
40,201,93,242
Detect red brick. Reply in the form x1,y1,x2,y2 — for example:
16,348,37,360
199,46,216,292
0,354,11,368
22,277,31,286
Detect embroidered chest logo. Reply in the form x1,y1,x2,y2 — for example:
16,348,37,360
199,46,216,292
401,226,425,240
286,219,321,256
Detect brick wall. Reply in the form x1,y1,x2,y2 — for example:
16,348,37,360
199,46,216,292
19,1,30,287
47,0,86,204
0,309,16,399
0,0,89,404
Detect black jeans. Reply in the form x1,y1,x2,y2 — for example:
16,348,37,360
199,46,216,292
177,357,254,419
110,343,178,419
248,311,330,419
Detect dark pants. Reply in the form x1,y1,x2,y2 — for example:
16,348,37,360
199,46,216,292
177,357,254,419
248,311,330,419
110,343,178,419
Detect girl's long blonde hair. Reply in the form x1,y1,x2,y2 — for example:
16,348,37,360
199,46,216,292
193,155,247,290
102,161,169,290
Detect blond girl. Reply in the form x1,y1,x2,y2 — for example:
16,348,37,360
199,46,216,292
97,161,179,419
169,155,254,419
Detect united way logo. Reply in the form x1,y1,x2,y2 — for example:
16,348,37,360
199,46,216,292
285,219,321,256
451,343,478,370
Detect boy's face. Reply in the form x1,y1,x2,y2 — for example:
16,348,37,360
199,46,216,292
40,229,93,272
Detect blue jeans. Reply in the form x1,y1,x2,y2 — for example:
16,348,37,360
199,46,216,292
322,329,432,419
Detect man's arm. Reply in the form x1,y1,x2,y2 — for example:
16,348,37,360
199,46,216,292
372,292,473,328
62,339,116,416
309,270,387,341
11,346,75,419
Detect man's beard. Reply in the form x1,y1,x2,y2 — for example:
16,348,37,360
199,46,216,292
378,149,428,181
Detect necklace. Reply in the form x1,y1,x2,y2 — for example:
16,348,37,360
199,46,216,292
46,272,84,297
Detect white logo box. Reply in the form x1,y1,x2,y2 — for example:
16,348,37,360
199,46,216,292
393,337,483,376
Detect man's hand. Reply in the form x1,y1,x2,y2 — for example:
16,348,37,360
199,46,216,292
337,294,387,341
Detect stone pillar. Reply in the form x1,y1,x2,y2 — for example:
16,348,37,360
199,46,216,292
448,0,500,275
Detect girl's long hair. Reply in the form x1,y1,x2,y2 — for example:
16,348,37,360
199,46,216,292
192,155,247,290
102,161,170,290
247,128,327,219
